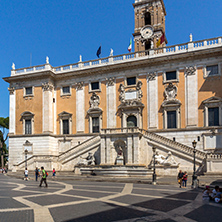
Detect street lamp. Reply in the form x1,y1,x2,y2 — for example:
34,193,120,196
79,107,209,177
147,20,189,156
24,149,28,169
152,146,157,185
192,140,197,188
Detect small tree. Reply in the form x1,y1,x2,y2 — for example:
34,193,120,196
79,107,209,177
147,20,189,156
0,117,9,167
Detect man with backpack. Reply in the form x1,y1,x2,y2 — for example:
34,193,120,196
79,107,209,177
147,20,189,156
39,166,48,187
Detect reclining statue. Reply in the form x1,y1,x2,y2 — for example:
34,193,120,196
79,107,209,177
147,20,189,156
77,152,95,166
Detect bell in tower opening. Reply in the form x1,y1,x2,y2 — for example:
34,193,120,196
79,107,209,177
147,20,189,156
133,0,167,52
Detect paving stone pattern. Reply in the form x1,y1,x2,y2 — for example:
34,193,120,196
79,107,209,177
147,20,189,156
0,174,222,222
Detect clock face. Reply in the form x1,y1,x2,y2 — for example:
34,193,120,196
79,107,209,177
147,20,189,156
140,26,153,39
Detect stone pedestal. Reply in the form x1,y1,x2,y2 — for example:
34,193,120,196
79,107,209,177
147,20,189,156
116,155,124,165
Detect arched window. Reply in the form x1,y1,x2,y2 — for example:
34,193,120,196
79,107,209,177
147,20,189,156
145,40,151,51
127,116,137,127
145,12,151,25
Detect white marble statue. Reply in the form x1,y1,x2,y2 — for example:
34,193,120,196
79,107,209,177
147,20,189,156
155,152,166,164
110,48,113,56
77,152,95,166
46,56,49,64
162,151,178,166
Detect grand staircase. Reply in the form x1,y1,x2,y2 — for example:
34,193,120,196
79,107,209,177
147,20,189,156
13,128,209,173
140,129,206,164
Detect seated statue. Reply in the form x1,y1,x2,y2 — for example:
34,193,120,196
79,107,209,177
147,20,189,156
77,152,95,166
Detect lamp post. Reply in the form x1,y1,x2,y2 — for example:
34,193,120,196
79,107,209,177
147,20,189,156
24,149,28,169
152,146,157,185
192,140,197,188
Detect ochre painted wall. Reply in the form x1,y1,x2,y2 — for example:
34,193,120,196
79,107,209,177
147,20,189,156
15,87,42,135
176,70,186,128
198,67,222,127
56,87,76,134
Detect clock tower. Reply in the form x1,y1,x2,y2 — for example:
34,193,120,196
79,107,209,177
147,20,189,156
133,0,167,52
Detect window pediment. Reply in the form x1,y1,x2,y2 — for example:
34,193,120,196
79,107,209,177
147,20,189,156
203,96,222,105
162,99,181,108
87,107,103,115
21,111,34,118
58,111,72,118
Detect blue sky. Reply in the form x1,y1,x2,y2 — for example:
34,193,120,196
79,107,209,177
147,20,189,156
0,0,222,118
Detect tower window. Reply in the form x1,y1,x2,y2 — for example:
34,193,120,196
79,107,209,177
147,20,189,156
145,41,151,51
144,12,151,25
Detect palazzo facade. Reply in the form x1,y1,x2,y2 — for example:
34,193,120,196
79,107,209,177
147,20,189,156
4,0,222,175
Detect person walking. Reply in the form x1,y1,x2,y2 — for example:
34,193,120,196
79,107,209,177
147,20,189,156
24,168,29,181
182,171,188,188
177,170,184,188
52,168,56,179
35,167,39,181
39,166,48,187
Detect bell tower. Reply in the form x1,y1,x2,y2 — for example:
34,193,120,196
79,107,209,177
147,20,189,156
133,0,167,52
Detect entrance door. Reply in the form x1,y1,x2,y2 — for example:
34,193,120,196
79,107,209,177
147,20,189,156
127,116,137,127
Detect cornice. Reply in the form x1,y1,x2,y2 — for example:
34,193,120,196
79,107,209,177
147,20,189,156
3,71,55,83
3,46,222,83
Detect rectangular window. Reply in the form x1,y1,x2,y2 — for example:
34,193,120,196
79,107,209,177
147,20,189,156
127,77,136,86
92,117,99,133
25,119,32,134
91,82,99,91
62,86,70,94
166,71,177,81
25,87,33,95
63,119,69,134
167,111,177,129
208,107,219,126
206,65,218,76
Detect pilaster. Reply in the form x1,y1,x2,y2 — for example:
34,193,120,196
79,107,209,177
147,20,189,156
8,87,15,134
106,78,116,128
147,72,158,129
42,82,54,133
185,66,198,127
127,136,133,164
76,82,85,133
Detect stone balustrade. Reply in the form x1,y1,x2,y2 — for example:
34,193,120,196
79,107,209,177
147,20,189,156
207,153,222,160
101,128,141,135
140,129,206,160
58,136,101,162
11,36,222,76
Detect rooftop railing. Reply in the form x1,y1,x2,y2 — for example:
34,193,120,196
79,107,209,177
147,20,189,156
11,36,222,76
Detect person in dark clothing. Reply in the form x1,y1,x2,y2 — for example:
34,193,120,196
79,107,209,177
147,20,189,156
39,166,48,187
35,167,39,181
177,170,184,188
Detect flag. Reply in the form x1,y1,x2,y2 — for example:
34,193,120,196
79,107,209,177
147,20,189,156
96,46,101,58
128,38,132,52
156,33,165,48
